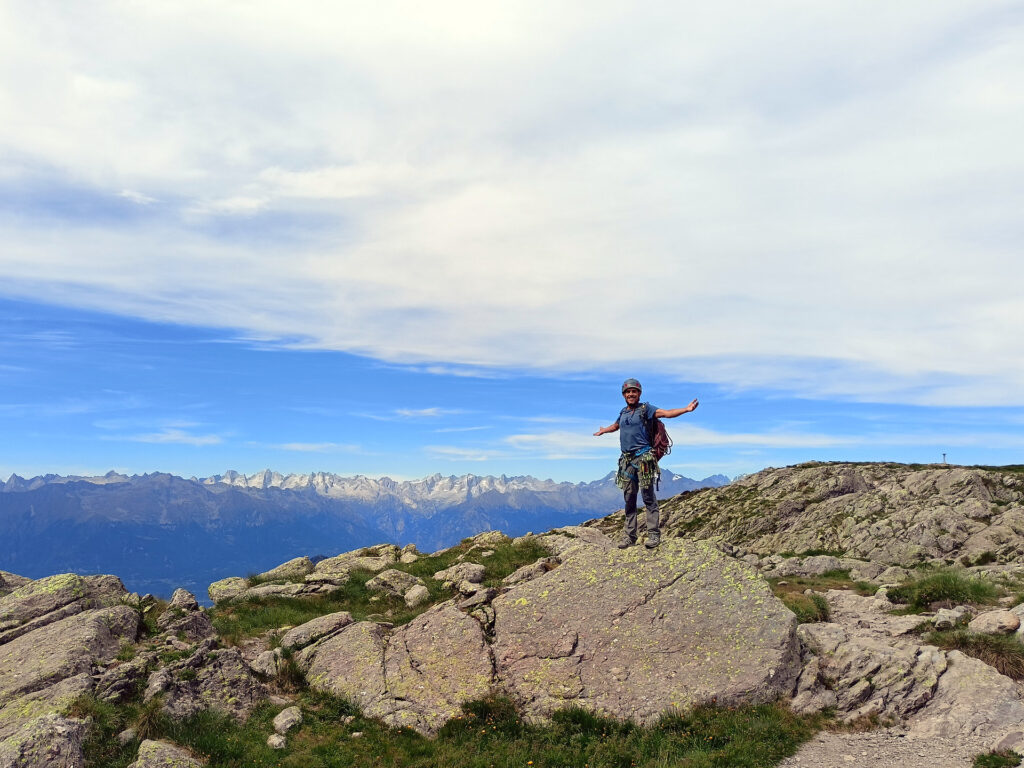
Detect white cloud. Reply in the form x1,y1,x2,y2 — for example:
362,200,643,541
1,2,1022,404
425,445,494,462
274,442,360,453
114,428,223,446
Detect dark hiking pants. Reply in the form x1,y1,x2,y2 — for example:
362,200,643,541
623,479,659,544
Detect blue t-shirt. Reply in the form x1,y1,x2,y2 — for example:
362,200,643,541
617,403,659,453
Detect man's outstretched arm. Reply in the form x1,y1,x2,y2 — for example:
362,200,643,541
593,422,620,436
654,399,699,419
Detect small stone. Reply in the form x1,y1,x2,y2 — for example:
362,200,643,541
351,731,363,738
117,727,136,745
969,610,1020,635
273,706,302,735
267,733,286,749
404,584,430,609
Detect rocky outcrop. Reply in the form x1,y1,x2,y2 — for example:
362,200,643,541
366,570,426,600
144,641,266,722
207,577,248,605
209,545,402,604
607,463,1024,567
0,572,30,600
156,590,214,643
301,534,800,734
0,573,139,768
0,713,88,768
0,574,129,645
785,584,1024,760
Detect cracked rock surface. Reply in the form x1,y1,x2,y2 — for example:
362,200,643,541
302,535,801,733
781,587,1024,767
493,538,800,723
302,603,492,735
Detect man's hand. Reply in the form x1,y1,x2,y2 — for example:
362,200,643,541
686,398,699,413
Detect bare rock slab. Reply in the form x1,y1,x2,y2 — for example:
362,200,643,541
280,612,353,651
491,538,800,724
0,713,88,768
0,606,139,708
303,604,493,735
909,649,1024,747
256,557,313,583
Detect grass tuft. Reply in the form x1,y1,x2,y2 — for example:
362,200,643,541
887,569,999,611
975,750,1023,768
780,592,831,623
925,630,1024,680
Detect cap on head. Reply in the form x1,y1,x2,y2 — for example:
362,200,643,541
621,378,642,393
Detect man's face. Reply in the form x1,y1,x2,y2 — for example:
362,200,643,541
623,387,641,406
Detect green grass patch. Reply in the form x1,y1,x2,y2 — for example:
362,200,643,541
79,690,826,768
975,750,1023,768
212,538,553,643
780,592,831,623
887,569,1000,611
768,570,875,602
925,630,1024,680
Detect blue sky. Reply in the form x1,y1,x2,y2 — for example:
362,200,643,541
1,2,1023,483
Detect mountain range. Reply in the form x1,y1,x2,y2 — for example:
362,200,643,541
0,468,728,598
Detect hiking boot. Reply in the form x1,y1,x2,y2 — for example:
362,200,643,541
644,537,660,549
617,539,636,549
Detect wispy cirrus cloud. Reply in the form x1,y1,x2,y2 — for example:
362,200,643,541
113,427,223,446
425,445,494,462
273,442,360,453
362,407,467,421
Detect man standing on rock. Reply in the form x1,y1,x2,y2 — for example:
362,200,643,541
593,378,699,549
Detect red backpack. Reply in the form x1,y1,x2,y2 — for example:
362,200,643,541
640,403,673,461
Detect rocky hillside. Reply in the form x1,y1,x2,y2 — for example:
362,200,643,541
606,462,1024,567
4,462,1024,767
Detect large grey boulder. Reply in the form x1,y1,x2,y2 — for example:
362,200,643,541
207,577,248,605
303,603,493,735
0,604,139,768
255,557,313,583
156,591,214,643
127,739,205,767
0,574,129,644
280,612,353,651
432,563,485,587
492,538,800,724
968,610,1020,635
0,606,139,708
